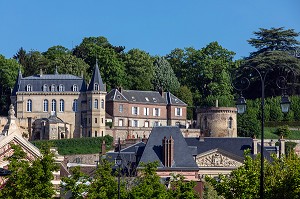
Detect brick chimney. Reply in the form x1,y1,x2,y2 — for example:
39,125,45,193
162,136,174,167
159,87,164,97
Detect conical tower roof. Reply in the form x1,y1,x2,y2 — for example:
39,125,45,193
11,67,22,96
88,60,106,91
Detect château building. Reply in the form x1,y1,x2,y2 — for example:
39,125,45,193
10,62,107,140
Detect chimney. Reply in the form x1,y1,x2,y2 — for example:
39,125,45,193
101,140,106,155
159,87,164,97
40,68,43,76
118,87,122,93
162,136,174,167
199,132,205,142
252,136,258,155
81,71,84,78
279,136,285,158
215,99,218,107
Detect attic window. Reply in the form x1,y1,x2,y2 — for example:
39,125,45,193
73,84,78,92
51,84,56,92
26,84,32,92
117,95,121,99
153,98,157,102
43,84,48,92
145,97,149,101
94,83,99,91
132,96,136,101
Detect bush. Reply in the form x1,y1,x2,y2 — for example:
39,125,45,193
273,125,291,138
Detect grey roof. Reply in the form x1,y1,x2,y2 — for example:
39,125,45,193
138,126,198,170
87,61,106,91
106,89,187,106
11,70,86,95
185,137,272,160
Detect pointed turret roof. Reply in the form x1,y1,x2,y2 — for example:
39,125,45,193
88,60,106,91
11,68,22,95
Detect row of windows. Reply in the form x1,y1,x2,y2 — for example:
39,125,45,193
89,99,104,109
118,119,161,127
26,84,79,92
26,83,101,92
26,99,79,112
118,105,183,117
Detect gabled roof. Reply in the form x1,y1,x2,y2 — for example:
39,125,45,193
87,61,105,91
138,126,198,170
106,89,187,106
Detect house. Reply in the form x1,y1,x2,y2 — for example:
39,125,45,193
0,104,64,195
105,89,187,140
10,62,107,140
106,126,284,180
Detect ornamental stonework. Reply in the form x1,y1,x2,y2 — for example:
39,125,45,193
196,152,242,167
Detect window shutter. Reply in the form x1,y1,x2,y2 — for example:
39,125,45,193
137,107,140,115
158,108,161,116
180,108,182,116
153,108,155,116
132,107,134,115
175,108,177,116
143,108,146,115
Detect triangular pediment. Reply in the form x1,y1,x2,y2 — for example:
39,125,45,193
196,148,243,167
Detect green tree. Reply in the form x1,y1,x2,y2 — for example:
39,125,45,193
61,167,90,199
248,27,300,57
175,86,194,120
274,125,291,138
43,45,71,60
206,151,300,199
123,49,154,91
237,108,261,137
152,56,180,93
0,144,58,199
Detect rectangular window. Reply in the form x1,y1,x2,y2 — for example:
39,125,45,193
133,120,139,127
102,118,104,124
144,107,149,116
95,118,97,123
154,121,159,127
144,121,149,127
119,119,123,127
153,108,160,116
119,104,123,113
132,107,138,115
175,108,182,116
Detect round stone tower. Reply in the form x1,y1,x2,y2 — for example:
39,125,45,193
196,101,237,137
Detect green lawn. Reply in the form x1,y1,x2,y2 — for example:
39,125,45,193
262,127,300,140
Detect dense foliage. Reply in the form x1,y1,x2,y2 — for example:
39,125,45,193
62,160,199,199
31,135,113,155
0,144,59,199
206,151,300,199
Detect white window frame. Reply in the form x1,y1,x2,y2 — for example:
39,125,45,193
118,119,123,127
101,99,104,109
133,120,139,127
94,99,98,109
144,107,150,116
73,84,78,92
43,84,48,92
119,104,123,113
175,108,182,116
144,121,149,127
59,84,64,92
51,99,56,112
132,107,139,115
27,99,32,112
51,84,56,92
59,99,64,112
94,83,99,91
153,108,160,116
26,84,32,92
43,99,48,112
73,99,78,112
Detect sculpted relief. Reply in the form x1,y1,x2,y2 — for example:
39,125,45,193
196,152,243,167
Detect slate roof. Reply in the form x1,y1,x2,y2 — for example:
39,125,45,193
138,126,198,170
106,89,187,106
11,70,86,95
87,61,106,92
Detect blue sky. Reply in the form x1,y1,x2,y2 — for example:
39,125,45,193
1,0,299,60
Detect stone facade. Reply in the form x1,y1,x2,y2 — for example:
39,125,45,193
196,106,237,137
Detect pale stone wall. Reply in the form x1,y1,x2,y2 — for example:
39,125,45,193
196,107,237,137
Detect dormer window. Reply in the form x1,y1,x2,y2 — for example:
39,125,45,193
94,83,99,91
153,98,157,102
51,84,56,92
73,84,78,92
43,84,48,92
145,97,149,102
132,96,136,101
174,98,179,103
59,84,64,92
26,84,32,92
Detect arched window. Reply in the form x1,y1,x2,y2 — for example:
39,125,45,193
94,83,99,91
27,99,32,112
73,99,78,112
51,84,56,92
101,99,104,109
59,99,64,112
51,99,56,112
94,99,98,109
26,84,32,92
228,117,233,129
73,84,78,92
95,131,98,137
43,84,48,92
59,84,64,92
43,99,48,112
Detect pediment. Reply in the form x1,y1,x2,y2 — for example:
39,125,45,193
196,148,243,167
